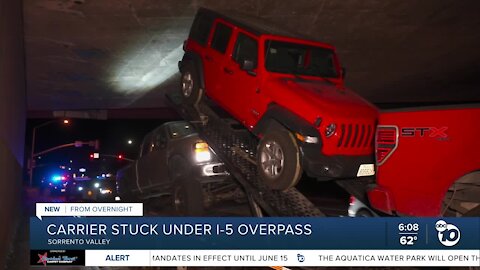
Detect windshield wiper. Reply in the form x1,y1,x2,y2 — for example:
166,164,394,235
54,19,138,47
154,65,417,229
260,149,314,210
290,67,308,81
320,76,336,86
291,68,336,86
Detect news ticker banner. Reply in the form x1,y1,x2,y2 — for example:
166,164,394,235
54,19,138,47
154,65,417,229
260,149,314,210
30,214,480,267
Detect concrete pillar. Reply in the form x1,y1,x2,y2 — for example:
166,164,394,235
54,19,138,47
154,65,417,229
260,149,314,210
0,0,27,267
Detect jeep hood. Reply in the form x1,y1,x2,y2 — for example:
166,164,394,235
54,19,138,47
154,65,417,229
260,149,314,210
269,78,378,120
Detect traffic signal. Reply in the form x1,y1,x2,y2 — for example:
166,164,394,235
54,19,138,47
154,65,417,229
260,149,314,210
117,154,123,160
94,140,100,150
88,139,100,150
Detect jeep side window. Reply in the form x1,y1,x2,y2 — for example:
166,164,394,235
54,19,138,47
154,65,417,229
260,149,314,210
232,33,258,68
189,13,214,46
210,22,232,54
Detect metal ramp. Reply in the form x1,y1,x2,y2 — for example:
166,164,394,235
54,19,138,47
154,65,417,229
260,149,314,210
166,90,325,217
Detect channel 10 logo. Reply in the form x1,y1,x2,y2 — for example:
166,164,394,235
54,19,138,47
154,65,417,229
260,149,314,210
435,220,461,247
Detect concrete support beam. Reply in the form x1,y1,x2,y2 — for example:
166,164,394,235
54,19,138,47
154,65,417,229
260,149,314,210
0,0,27,267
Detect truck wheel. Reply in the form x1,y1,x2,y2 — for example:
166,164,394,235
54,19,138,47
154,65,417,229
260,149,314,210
180,62,202,105
257,128,302,190
441,173,480,217
172,178,204,216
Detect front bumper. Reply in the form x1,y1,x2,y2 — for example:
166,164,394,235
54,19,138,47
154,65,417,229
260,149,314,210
192,162,229,184
301,144,375,180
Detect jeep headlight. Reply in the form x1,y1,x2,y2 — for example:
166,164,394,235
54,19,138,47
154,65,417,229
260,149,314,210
194,141,211,162
295,133,319,144
325,123,336,138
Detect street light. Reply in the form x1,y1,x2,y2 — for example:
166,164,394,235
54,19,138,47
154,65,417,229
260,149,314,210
29,119,70,186
127,139,133,145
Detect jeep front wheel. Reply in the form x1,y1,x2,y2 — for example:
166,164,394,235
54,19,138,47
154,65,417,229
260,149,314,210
257,128,302,190
180,62,202,105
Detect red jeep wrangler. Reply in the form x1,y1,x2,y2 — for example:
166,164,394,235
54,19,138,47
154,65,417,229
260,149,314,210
369,105,480,216
179,8,378,190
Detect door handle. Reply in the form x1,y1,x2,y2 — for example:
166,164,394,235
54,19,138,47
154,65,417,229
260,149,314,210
205,55,213,62
223,67,234,75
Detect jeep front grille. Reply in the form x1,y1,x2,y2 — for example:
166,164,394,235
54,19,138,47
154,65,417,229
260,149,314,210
337,123,374,148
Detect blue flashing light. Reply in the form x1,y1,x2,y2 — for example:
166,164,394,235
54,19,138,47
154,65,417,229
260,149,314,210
51,175,67,182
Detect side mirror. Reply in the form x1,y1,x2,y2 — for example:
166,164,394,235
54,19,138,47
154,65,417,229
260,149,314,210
241,59,255,71
240,59,256,76
341,67,346,79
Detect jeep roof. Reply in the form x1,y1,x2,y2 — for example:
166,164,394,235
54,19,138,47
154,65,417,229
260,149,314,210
193,7,331,46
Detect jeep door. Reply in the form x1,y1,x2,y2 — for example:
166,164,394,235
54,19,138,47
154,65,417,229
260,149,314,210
203,20,234,107
222,30,260,127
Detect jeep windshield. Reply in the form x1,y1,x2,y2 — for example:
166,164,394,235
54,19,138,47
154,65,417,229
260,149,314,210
265,40,338,78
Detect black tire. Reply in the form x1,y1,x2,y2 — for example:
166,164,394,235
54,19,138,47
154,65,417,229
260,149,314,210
441,173,480,217
180,62,202,105
172,177,204,216
257,127,303,190
463,205,480,216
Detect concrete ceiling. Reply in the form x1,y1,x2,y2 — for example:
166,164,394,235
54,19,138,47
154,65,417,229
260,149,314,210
24,0,480,111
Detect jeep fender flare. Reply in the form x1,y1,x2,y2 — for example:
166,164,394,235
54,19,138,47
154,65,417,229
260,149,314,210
252,104,321,142
179,51,206,90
